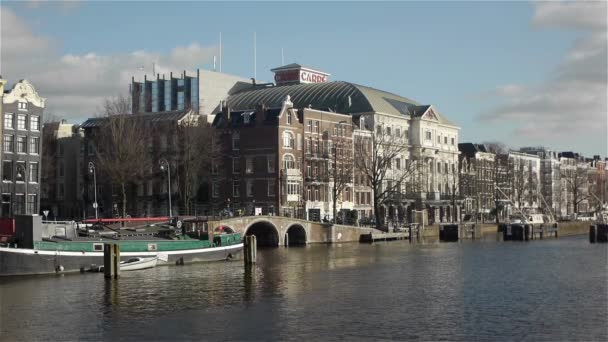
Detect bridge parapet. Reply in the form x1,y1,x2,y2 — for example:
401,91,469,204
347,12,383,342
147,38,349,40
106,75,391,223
208,216,382,246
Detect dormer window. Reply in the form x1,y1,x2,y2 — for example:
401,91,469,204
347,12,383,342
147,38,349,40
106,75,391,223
287,112,292,125
18,102,28,111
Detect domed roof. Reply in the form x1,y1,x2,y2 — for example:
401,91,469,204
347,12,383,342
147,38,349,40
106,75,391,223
223,81,422,117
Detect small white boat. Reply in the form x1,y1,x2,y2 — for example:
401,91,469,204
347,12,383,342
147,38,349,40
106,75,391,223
120,257,158,271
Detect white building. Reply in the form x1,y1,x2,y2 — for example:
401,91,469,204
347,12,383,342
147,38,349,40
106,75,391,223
507,151,541,213
519,147,561,219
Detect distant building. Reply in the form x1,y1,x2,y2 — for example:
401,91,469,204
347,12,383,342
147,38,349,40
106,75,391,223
40,121,84,220
519,147,561,219
130,69,251,118
458,143,495,221
558,152,590,215
0,79,44,217
507,151,541,213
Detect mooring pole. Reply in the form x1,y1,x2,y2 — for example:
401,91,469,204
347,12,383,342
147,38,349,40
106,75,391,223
104,243,120,279
244,235,257,264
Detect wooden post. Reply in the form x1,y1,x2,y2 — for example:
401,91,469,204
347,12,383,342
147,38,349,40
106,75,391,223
244,235,257,264
590,225,597,243
284,233,289,247
104,243,120,279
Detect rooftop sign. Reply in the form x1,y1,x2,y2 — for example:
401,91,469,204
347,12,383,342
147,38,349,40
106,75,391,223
272,64,330,85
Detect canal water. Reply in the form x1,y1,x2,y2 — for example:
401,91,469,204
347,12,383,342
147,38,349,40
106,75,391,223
1,235,606,341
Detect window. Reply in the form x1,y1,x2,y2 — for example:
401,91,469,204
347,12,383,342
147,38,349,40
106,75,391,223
315,188,320,201
283,131,294,148
243,112,251,124
314,121,319,133
444,137,448,144
376,125,382,135
4,113,13,129
445,162,449,175
232,132,240,151
16,136,26,153
396,128,401,139
268,181,275,196
307,187,311,200
425,131,432,140
212,182,219,198
3,135,13,153
287,180,300,195
283,155,295,169
307,120,312,132
233,180,240,197
287,112,292,125
17,115,26,130
246,157,253,174
29,162,38,183
396,158,401,170
313,140,318,154
437,162,442,174
27,194,36,214
437,135,441,144
232,157,240,173
246,180,254,197
30,137,39,154
386,127,391,136
16,162,26,182
18,102,28,111
30,116,40,131
451,137,455,145
267,156,275,173
2,161,12,181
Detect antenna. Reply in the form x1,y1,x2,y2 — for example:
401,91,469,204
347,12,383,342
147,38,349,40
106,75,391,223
254,32,257,81
219,32,223,72
153,62,156,77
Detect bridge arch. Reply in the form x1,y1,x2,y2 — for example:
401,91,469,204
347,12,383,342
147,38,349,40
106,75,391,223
285,223,307,246
244,220,280,247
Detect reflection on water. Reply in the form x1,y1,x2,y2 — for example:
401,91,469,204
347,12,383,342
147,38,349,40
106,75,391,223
1,236,606,341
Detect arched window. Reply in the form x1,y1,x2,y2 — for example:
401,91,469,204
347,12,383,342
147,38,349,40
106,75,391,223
283,131,294,148
283,155,295,169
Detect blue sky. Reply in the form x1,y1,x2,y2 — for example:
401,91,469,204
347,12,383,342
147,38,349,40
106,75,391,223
1,1,606,156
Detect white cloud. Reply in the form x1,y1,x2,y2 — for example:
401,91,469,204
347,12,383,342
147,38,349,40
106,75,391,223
0,6,217,120
478,0,608,155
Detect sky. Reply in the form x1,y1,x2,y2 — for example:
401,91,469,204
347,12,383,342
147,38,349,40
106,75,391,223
1,0,606,157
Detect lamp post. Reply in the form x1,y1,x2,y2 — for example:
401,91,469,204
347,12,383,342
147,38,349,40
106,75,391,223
159,158,172,218
16,164,28,214
88,162,98,220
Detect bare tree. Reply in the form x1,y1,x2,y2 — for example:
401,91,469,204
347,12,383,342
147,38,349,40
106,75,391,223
175,115,220,215
96,96,151,219
484,142,509,224
561,166,589,214
511,159,527,210
355,128,421,230
329,126,353,223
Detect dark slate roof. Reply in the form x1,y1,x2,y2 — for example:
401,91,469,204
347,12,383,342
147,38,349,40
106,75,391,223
81,111,189,128
458,143,489,158
223,81,420,117
212,108,282,128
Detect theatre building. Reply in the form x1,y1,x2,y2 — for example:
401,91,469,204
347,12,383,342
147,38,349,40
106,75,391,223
213,64,460,224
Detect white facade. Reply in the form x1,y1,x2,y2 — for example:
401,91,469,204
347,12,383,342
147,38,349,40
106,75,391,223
507,151,541,212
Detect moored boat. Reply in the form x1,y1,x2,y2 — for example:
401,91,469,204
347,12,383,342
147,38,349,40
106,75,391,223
0,216,243,276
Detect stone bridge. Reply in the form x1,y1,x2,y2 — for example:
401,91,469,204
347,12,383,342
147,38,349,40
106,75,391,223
206,216,380,247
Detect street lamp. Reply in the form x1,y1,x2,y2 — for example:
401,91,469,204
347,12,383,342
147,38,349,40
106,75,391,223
159,158,172,218
88,162,98,220
16,164,27,214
